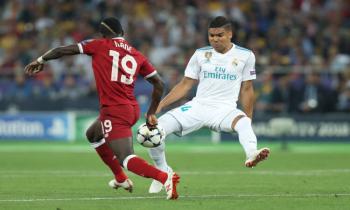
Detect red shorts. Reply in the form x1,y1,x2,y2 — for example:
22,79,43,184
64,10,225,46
99,104,140,141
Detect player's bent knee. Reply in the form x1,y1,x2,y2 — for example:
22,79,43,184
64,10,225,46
85,128,103,143
86,120,104,143
233,116,252,132
231,115,246,130
85,128,95,143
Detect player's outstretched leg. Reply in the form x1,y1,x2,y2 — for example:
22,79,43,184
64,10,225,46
148,114,181,193
123,155,180,199
233,116,270,167
148,143,172,193
86,119,131,192
109,138,180,200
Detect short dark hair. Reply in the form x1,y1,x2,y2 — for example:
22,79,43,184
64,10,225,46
208,16,232,31
99,17,124,37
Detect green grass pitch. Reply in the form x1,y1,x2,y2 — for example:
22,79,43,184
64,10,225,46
0,141,349,210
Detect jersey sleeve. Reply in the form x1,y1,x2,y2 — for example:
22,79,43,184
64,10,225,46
242,51,256,81
184,51,200,79
139,59,157,79
77,39,101,55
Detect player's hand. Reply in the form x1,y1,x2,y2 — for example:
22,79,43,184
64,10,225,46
146,114,158,130
24,61,44,76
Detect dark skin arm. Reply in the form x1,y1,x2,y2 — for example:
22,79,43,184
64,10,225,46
145,74,164,128
25,44,164,127
24,45,80,76
239,80,255,119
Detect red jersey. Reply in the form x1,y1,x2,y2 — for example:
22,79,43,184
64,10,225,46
77,37,156,106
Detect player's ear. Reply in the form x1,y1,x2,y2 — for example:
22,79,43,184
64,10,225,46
227,30,233,39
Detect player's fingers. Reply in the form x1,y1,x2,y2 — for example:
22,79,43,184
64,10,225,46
33,64,43,74
24,65,32,74
24,66,34,76
146,115,158,129
150,115,158,125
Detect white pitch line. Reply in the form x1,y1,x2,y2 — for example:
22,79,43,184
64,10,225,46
1,193,350,202
0,169,349,177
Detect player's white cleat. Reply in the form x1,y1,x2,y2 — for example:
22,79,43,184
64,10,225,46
108,179,133,193
149,180,163,193
245,148,270,168
149,167,173,193
164,171,180,200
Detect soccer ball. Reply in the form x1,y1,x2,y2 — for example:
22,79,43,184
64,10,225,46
136,123,165,148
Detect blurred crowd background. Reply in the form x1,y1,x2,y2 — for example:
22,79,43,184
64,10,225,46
0,0,349,114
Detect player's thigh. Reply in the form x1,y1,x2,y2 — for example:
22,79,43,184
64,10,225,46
158,113,182,136
100,105,140,140
86,118,103,143
166,102,204,136
218,109,246,132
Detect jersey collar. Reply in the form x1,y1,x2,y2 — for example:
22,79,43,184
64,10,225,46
215,43,235,55
112,37,125,40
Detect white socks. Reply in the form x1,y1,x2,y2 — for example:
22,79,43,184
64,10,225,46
148,143,168,171
234,117,257,159
148,113,181,172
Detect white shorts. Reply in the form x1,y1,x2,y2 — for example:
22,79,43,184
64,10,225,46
163,100,246,136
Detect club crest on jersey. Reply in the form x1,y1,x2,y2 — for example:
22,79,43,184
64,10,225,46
232,58,238,66
205,52,212,62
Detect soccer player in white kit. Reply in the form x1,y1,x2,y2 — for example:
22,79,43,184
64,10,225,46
148,16,270,193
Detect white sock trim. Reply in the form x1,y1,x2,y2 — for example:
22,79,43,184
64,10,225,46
123,154,137,170
90,138,106,149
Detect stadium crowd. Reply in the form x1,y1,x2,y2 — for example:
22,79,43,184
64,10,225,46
0,0,349,113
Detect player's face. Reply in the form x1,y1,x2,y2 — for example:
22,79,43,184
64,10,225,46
208,28,232,53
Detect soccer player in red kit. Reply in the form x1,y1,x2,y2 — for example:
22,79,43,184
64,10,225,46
24,17,180,200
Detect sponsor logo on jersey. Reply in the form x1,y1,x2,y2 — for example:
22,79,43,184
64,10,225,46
250,70,256,75
203,66,237,80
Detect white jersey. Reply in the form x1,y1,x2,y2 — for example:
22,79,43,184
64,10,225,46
185,43,256,108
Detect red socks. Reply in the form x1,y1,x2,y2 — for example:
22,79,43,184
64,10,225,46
123,155,168,184
92,139,168,184
92,139,128,183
